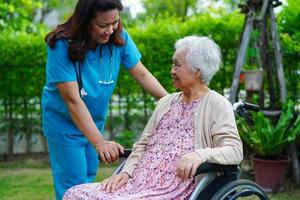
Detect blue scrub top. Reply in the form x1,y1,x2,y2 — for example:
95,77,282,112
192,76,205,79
41,29,141,145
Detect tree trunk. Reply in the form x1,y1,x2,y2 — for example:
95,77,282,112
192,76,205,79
258,12,276,109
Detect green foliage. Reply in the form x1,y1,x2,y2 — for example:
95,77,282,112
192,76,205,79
0,0,75,33
117,11,243,96
115,130,137,149
278,0,300,101
0,0,299,155
0,3,297,102
238,100,300,158
140,0,241,19
0,31,46,98
0,0,44,33
141,0,198,19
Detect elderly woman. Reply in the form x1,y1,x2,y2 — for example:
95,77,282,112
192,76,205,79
63,36,243,200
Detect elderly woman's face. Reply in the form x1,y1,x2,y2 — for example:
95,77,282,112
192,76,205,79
171,48,200,90
89,9,120,44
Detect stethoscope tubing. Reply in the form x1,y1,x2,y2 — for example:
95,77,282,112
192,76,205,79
73,43,113,99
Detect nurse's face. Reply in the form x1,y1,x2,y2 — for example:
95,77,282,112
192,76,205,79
89,9,120,44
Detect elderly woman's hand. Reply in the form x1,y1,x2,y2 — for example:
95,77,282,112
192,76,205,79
101,172,130,193
176,152,202,180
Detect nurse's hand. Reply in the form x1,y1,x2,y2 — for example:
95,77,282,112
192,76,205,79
101,172,130,193
96,140,124,163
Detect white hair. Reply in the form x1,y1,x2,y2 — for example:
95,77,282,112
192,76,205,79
175,36,221,85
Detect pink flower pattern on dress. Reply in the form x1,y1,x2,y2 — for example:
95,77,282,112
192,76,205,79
63,96,202,200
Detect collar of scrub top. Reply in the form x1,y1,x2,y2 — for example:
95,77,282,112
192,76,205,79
73,43,114,99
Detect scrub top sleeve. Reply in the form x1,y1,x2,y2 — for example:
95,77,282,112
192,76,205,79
121,30,142,70
46,40,77,83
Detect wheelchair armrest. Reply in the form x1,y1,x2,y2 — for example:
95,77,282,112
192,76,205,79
195,163,238,176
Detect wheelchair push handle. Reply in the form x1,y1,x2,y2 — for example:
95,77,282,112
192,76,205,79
233,101,260,126
243,102,260,112
232,101,260,113
119,149,132,158
97,149,131,161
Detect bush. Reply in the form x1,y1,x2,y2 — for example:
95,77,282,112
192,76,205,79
238,100,300,158
0,31,47,99
115,130,137,149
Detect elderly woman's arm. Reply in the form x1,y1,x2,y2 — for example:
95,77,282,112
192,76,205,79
177,96,243,179
196,97,243,164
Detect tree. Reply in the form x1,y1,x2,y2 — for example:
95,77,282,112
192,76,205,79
0,0,75,33
0,0,43,32
141,0,198,18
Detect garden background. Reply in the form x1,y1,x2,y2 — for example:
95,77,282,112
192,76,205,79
0,0,299,199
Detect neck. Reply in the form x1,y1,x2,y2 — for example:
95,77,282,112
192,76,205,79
181,84,209,103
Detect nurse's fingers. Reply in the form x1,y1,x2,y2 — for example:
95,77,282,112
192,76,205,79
116,143,124,155
99,151,107,163
109,143,119,161
107,147,117,162
104,150,112,163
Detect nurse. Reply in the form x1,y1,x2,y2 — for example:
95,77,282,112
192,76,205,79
41,0,168,199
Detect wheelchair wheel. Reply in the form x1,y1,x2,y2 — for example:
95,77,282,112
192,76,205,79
211,179,269,200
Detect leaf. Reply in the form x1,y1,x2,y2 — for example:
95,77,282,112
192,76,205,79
287,114,300,141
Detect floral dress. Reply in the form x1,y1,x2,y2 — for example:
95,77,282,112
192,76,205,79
63,96,202,200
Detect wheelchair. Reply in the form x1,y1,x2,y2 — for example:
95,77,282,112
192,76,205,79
109,102,270,200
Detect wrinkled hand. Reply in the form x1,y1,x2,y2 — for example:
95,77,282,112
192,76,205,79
176,152,202,180
101,172,130,193
96,140,124,163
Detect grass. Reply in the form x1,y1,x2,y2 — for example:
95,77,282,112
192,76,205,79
0,160,300,200
0,161,119,200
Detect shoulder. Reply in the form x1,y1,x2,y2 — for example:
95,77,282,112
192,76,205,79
47,39,68,52
120,28,136,45
156,93,179,106
206,90,232,109
46,39,71,66
149,93,179,115
121,28,130,39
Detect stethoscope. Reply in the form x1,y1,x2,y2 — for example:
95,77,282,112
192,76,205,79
73,44,114,99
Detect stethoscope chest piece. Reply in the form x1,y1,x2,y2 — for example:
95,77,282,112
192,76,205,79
73,43,115,99
99,80,114,85
80,87,88,98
